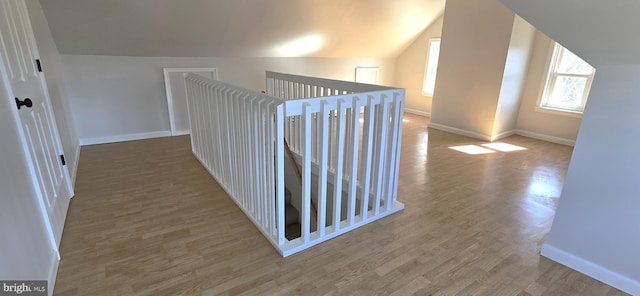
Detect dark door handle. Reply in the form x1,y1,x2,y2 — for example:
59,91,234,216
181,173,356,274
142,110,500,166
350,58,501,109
15,97,32,109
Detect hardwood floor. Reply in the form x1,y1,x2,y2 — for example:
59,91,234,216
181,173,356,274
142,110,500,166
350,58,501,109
54,114,628,295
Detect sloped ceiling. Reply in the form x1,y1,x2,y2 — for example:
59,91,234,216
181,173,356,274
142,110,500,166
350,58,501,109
498,0,640,66
39,0,445,58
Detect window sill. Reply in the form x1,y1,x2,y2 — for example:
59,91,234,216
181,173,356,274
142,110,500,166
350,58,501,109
535,106,583,118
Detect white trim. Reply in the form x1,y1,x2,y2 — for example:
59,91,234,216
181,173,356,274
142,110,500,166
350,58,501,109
490,129,517,141
80,131,171,146
534,106,583,118
427,122,491,141
537,43,594,114
354,66,380,84
425,123,576,146
541,244,640,295
280,203,404,257
48,255,59,295
404,108,430,118
69,144,81,188
172,130,190,136
163,67,218,136
515,129,575,146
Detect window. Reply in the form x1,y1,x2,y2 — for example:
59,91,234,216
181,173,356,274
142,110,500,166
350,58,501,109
422,39,441,95
539,43,595,114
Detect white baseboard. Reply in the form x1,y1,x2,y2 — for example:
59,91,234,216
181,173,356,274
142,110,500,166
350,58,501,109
424,123,576,147
404,108,431,118
171,130,190,136
541,244,640,295
490,129,517,141
515,129,575,146
427,122,491,141
80,131,172,146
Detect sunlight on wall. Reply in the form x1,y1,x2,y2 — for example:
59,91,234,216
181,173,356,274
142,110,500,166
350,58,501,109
272,34,324,57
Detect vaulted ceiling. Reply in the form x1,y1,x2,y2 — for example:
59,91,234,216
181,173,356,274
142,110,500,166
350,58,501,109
498,0,640,66
39,0,445,58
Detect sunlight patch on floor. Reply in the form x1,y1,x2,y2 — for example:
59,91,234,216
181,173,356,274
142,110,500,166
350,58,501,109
449,145,496,155
482,142,527,152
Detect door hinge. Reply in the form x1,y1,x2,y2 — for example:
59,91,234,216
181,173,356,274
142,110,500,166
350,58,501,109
60,154,66,166
35,59,42,72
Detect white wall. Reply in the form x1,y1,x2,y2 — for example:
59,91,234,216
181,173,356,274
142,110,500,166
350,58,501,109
492,16,535,137
26,0,80,182
429,0,515,139
498,0,640,293
541,65,640,294
61,55,396,143
515,31,581,144
394,15,444,116
394,6,579,144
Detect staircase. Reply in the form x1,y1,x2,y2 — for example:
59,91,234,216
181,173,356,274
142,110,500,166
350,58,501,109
283,139,317,241
284,189,301,240
185,71,405,257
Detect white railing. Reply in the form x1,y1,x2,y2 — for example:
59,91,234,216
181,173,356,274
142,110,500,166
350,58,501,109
185,72,405,257
266,72,405,255
185,74,285,251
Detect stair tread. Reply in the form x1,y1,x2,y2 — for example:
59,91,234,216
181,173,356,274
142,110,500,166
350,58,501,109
285,204,299,226
285,223,301,240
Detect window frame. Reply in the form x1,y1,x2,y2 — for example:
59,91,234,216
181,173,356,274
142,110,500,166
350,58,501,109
422,38,441,96
536,43,595,117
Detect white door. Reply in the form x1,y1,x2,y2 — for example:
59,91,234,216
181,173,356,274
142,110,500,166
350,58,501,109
0,0,72,246
0,74,58,292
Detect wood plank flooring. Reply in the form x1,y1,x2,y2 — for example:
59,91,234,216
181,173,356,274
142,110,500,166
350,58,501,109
54,114,628,295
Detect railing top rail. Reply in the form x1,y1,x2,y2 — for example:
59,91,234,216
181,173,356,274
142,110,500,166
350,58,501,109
266,71,400,93
186,73,285,105
281,89,404,117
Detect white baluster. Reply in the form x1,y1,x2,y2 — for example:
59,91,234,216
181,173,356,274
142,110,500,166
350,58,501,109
384,95,398,212
332,99,346,231
276,104,285,244
317,100,330,235
346,97,361,226
301,102,312,243
374,95,390,216
359,95,375,220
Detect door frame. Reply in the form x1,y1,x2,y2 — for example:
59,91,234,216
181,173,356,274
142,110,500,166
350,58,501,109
163,67,218,136
354,66,380,84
